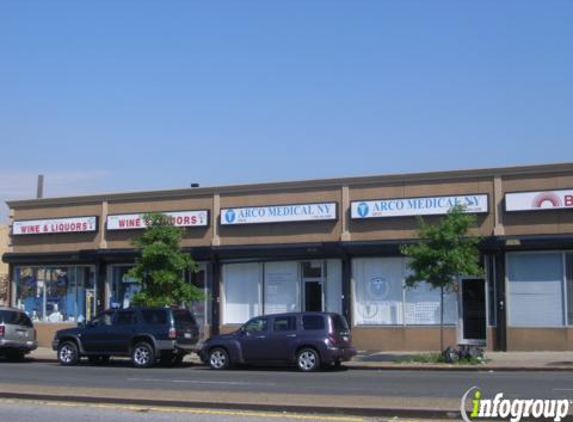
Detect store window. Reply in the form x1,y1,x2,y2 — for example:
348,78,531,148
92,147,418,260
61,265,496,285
352,257,458,326
222,260,343,325
109,265,137,309
264,261,299,315
565,252,573,325
507,253,565,327
223,263,263,324
486,255,497,327
189,263,211,336
352,258,405,325
404,281,457,325
14,266,96,323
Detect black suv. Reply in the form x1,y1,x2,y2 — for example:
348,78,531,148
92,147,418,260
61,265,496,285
52,307,199,368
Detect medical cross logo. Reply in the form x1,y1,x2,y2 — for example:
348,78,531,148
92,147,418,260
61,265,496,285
224,209,236,224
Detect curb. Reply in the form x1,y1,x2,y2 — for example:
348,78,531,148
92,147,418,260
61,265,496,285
27,354,573,372
346,364,573,372
0,391,462,420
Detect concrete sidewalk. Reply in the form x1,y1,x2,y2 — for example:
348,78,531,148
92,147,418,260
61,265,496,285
29,347,573,371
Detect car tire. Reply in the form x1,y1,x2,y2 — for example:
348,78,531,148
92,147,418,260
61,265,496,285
296,348,320,372
58,341,80,366
208,347,229,370
132,342,155,368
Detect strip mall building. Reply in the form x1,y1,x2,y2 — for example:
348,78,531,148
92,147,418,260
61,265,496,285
3,163,573,351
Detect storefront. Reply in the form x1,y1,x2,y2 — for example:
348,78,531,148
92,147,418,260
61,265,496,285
3,163,573,351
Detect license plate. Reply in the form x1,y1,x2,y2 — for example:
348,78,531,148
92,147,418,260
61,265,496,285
184,333,192,339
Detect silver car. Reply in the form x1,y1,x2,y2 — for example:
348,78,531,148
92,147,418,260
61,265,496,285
0,307,37,361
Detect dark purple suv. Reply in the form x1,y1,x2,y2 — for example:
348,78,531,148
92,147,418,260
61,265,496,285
199,312,356,371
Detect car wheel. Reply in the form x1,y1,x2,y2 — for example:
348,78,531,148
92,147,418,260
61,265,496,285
58,341,80,366
208,347,229,370
296,348,320,372
132,342,155,368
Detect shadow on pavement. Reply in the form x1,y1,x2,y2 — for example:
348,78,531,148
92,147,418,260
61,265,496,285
354,352,409,363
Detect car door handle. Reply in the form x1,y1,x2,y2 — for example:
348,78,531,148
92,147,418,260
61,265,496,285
256,335,266,339
286,334,297,338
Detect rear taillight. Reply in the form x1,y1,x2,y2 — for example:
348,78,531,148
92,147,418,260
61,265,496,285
169,328,177,339
0,326,4,337
328,333,338,346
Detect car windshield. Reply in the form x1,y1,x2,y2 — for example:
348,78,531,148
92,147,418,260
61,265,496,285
0,310,33,327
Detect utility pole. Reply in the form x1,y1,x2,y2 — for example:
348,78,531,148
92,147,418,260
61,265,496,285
36,174,44,199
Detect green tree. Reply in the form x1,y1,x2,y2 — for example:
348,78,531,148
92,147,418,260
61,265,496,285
400,205,483,351
126,212,203,307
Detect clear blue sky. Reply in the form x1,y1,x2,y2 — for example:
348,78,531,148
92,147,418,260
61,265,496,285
1,1,572,221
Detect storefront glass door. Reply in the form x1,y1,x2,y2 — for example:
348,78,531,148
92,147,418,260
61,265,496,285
458,278,487,345
302,261,324,312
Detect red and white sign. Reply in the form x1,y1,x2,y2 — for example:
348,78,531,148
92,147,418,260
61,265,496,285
107,210,208,230
13,216,97,235
505,189,573,212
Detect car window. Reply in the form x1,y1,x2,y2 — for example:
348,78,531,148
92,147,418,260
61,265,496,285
91,311,114,327
114,311,136,326
173,309,196,325
272,316,296,332
141,309,168,325
243,317,268,334
302,315,325,330
332,314,349,332
0,310,33,327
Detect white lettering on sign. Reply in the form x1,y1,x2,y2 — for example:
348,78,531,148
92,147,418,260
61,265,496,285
106,210,208,230
351,194,489,219
221,203,337,225
505,189,573,212
13,217,97,235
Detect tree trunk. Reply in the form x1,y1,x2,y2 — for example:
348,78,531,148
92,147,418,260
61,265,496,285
440,285,444,352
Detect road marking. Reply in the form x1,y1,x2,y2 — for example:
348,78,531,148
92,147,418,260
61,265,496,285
0,398,366,421
127,377,276,386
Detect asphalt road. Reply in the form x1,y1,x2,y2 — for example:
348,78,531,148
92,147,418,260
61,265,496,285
0,399,368,422
0,359,571,401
